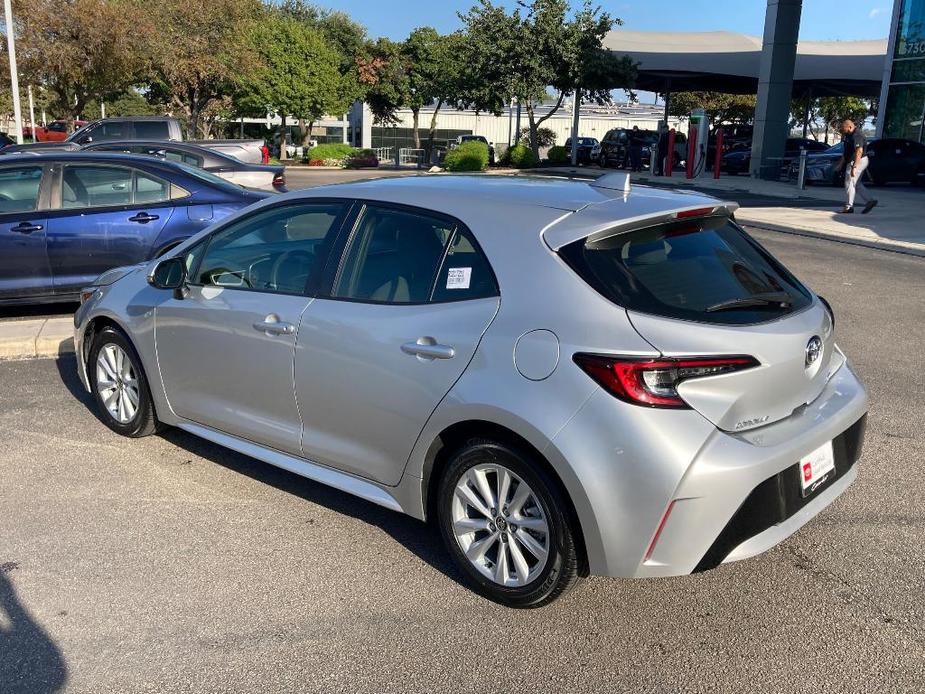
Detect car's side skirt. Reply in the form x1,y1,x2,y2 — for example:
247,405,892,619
177,421,405,513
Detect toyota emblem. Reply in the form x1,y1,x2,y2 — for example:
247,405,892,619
805,336,823,367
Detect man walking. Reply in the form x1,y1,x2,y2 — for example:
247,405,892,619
655,125,669,176
836,119,877,214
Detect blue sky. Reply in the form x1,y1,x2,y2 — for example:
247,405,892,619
313,0,894,42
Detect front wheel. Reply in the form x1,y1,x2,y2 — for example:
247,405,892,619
437,440,580,607
88,327,159,437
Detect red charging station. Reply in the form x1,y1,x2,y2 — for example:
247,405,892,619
714,128,724,179
686,126,697,179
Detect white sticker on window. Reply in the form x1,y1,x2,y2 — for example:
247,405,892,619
446,267,472,289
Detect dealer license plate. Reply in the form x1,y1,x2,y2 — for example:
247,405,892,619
799,440,836,498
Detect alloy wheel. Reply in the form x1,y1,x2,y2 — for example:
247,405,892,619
451,463,550,587
95,343,140,424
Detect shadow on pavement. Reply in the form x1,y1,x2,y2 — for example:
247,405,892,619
0,567,68,694
158,426,463,587
54,355,463,588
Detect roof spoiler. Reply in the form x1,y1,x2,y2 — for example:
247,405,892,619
589,172,631,194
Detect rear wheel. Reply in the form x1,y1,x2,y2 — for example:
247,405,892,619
88,327,159,437
437,440,580,607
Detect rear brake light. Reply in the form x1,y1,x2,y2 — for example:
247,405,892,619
674,207,718,219
573,354,760,408
272,173,286,188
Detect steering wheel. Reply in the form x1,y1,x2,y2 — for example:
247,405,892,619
269,249,313,291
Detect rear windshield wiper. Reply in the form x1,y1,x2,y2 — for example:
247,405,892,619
706,291,793,312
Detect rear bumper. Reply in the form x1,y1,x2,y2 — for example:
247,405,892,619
550,359,868,578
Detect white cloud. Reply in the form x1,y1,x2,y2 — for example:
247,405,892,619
868,7,883,19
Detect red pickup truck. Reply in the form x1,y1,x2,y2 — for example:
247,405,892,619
33,119,88,142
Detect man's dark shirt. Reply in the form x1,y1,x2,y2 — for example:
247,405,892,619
842,128,867,162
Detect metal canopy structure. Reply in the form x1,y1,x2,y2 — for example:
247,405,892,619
602,30,887,98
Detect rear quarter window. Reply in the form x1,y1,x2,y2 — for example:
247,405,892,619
559,217,812,325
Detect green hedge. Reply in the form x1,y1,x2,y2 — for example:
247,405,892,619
546,145,569,164
444,141,489,172
507,143,539,169
306,143,356,162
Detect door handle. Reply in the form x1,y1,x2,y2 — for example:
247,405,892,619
253,317,295,336
401,337,455,360
128,212,159,223
10,222,43,234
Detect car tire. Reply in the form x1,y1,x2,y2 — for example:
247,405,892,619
437,439,580,608
88,327,160,438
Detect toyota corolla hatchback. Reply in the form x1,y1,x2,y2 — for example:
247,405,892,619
74,174,867,607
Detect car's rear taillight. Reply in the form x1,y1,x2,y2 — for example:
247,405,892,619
573,354,760,408
272,172,286,188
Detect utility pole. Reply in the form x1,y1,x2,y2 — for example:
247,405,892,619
4,0,24,143
27,84,35,141
570,89,581,166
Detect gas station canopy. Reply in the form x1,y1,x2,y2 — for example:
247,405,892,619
602,30,887,98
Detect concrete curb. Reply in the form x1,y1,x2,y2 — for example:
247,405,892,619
0,317,74,360
737,218,925,258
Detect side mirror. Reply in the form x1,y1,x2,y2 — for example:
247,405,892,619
148,256,186,291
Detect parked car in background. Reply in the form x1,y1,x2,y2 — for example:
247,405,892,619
0,152,267,304
723,138,828,176
598,128,629,168
5,116,266,164
789,138,925,187
73,173,866,607
82,140,287,192
454,134,495,165
0,132,14,149
34,119,88,142
563,137,600,165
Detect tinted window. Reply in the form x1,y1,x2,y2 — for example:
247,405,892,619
135,171,170,204
334,206,454,304
431,228,498,302
560,218,812,325
61,165,172,208
160,148,201,166
134,121,170,139
194,203,345,295
62,166,132,208
0,166,43,213
96,122,127,141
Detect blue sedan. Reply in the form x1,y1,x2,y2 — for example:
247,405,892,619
0,152,268,304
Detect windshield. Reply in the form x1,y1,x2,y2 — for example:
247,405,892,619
824,142,843,154
559,217,812,325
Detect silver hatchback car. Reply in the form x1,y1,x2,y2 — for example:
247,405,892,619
74,174,868,607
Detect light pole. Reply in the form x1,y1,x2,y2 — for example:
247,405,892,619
3,0,24,143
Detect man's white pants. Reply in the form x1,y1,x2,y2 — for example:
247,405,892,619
845,156,871,209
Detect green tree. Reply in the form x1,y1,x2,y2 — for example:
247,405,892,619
237,12,354,159
11,0,151,131
144,0,262,138
457,0,634,158
666,92,757,132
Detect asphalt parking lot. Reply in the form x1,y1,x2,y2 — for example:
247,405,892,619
1,227,923,694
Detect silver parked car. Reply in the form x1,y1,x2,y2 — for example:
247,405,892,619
73,174,868,607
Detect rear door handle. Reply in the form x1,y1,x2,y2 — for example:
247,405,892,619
401,337,455,360
253,317,295,336
128,212,159,223
10,222,43,234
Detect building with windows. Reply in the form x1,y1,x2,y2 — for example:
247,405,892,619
879,0,925,142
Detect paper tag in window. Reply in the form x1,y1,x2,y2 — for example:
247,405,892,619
446,267,472,289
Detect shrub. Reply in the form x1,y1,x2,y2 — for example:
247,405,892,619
306,143,355,161
444,140,489,172
507,143,539,169
518,126,556,148
546,145,569,164
345,148,379,169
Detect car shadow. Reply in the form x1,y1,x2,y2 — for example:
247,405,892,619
0,567,68,693
157,427,462,586
55,355,463,588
